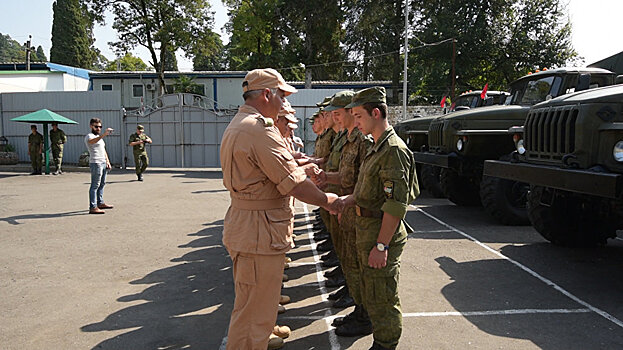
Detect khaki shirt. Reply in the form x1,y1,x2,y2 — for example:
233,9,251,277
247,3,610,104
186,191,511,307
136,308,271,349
354,127,419,246
220,104,307,255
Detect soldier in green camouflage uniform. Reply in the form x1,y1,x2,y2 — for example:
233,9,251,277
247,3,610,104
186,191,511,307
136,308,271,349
314,98,337,242
49,122,67,174
128,125,152,181
28,125,43,175
322,91,355,262
337,87,419,350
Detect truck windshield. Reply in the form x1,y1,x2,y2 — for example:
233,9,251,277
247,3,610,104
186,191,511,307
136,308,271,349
518,76,562,105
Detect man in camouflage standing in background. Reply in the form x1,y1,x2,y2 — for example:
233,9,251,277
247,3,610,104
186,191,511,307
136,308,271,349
49,122,67,175
128,125,152,181
28,125,43,175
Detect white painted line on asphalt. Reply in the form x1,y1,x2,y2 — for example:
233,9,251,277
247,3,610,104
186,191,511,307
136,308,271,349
403,308,591,317
282,308,592,321
288,261,321,266
300,203,340,350
411,229,455,234
411,205,623,329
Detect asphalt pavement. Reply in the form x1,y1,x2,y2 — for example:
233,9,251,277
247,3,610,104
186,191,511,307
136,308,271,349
2,169,623,349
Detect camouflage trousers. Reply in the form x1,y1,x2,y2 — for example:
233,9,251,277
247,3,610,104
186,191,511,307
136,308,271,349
357,240,404,349
133,151,149,175
29,151,42,173
52,145,63,171
340,206,362,305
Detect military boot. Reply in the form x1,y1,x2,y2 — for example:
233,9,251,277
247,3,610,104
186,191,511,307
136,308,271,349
369,341,393,350
279,295,291,305
328,285,348,301
332,304,360,327
333,293,355,309
335,306,373,337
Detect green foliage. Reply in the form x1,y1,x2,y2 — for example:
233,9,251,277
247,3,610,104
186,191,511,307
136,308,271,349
50,0,97,69
192,30,226,71
105,53,148,71
409,0,578,104
173,75,203,95
86,0,219,93
4,144,16,152
35,46,47,62
0,33,26,62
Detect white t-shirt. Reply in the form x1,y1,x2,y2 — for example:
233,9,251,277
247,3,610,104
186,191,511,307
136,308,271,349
85,133,107,164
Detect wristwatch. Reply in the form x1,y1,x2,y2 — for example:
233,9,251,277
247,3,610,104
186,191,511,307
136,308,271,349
376,243,389,252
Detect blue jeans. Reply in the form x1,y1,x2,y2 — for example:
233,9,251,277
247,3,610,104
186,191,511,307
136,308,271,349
89,163,108,209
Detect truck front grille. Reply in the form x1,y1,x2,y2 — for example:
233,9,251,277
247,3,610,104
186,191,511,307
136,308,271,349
524,106,578,162
428,121,444,150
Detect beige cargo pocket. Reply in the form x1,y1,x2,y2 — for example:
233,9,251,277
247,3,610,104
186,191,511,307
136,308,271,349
265,207,294,250
234,255,256,286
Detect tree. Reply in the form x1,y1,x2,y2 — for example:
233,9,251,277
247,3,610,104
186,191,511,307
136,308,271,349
0,33,26,62
35,46,47,62
192,31,226,71
409,0,578,104
173,75,202,94
87,0,219,94
105,53,148,71
50,0,97,68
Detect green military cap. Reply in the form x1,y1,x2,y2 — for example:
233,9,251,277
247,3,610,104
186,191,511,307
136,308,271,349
310,111,320,123
316,96,333,108
345,86,387,109
324,91,356,112
137,124,144,130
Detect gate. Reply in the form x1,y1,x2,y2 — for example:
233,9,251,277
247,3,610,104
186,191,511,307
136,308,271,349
123,93,235,168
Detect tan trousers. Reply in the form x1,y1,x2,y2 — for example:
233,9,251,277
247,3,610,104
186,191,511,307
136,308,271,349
226,250,285,350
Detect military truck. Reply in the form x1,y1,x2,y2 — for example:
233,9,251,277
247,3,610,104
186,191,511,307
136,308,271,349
484,83,623,245
394,90,508,197
413,67,616,225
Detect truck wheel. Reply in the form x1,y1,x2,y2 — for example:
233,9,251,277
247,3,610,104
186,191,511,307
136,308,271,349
440,168,481,206
421,165,445,198
527,186,616,246
480,175,530,225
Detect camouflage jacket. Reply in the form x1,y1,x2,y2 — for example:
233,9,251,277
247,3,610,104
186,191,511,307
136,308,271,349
28,132,43,153
129,133,150,153
49,129,67,146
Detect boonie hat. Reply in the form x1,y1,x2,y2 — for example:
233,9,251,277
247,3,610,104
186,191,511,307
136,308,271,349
345,86,386,109
137,125,144,130
242,68,297,96
324,91,356,112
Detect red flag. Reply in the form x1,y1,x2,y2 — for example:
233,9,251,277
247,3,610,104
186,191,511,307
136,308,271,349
480,83,489,99
440,95,447,107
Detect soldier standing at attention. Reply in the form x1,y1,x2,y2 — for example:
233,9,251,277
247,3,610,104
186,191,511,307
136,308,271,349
334,87,419,350
28,125,43,175
128,125,152,181
49,122,67,175
219,68,338,350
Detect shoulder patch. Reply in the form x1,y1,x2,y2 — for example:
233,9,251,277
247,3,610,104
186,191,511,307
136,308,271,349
257,115,274,127
383,180,394,199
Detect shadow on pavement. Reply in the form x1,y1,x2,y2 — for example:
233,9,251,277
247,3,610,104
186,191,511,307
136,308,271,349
436,251,623,349
0,210,87,225
192,189,228,194
81,222,233,349
171,171,223,180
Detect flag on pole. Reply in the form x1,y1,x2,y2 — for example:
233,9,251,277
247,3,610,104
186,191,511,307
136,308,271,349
440,95,447,107
480,83,489,99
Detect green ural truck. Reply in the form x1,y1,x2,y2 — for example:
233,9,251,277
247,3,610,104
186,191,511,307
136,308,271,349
412,67,616,225
484,83,623,245
395,90,508,197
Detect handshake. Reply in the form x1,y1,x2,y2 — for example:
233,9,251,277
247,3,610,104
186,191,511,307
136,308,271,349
304,165,351,216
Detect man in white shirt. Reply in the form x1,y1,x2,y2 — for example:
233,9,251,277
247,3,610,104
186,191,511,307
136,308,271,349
84,118,114,214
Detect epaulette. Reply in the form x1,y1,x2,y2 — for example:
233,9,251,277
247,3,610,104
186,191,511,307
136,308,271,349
257,115,274,127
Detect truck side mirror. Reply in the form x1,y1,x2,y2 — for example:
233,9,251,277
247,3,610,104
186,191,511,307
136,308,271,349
616,75,623,85
576,73,591,91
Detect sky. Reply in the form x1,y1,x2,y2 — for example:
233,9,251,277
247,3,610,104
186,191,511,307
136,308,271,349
0,0,621,71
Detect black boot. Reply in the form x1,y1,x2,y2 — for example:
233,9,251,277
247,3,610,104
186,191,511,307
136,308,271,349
335,318,373,337
322,256,340,267
321,250,336,261
328,285,348,301
369,342,393,350
333,293,355,309
317,240,334,252
332,304,359,327
324,266,342,278
325,274,345,288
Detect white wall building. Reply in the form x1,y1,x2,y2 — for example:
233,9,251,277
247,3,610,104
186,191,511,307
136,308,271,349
0,62,91,93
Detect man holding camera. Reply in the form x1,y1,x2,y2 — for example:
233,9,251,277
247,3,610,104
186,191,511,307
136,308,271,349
84,118,114,214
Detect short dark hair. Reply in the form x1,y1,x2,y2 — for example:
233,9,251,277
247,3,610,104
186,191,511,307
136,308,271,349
362,102,388,119
90,118,102,125
31,125,37,129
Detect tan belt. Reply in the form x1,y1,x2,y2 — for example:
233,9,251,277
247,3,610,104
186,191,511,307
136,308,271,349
355,205,383,218
230,197,290,210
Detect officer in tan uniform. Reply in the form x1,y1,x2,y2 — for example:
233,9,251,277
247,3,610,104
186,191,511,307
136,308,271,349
220,68,338,350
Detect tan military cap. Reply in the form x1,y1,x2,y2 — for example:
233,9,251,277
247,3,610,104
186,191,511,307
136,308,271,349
242,68,297,96
137,125,144,130
324,91,356,112
287,122,298,129
345,86,386,109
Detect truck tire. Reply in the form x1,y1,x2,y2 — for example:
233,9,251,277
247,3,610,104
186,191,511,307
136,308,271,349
527,186,616,246
480,175,529,225
440,168,481,206
421,164,445,198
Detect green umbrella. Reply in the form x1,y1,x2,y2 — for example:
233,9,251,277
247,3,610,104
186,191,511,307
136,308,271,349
11,109,78,175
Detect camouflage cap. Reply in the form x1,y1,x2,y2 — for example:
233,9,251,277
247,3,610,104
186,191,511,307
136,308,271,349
137,124,144,130
324,91,356,112
344,86,386,109
316,96,333,108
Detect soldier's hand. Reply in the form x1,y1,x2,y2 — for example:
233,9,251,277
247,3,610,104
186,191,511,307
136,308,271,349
303,163,319,177
323,192,338,211
368,248,388,269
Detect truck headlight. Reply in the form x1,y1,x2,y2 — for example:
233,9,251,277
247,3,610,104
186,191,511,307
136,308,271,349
613,141,623,162
516,139,526,155
457,138,464,151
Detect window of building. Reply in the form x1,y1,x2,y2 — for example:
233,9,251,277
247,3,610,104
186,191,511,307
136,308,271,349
102,84,113,91
132,84,144,98
165,85,175,94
